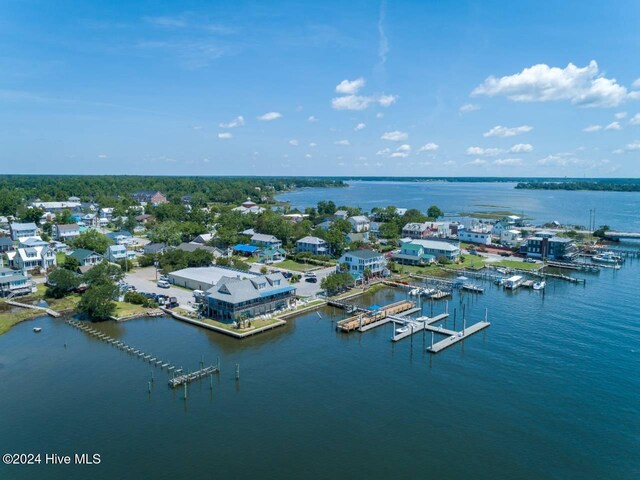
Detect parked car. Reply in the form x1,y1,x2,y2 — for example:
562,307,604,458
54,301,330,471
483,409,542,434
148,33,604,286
304,271,317,277
282,271,293,279
499,252,510,257
524,258,536,263
159,274,169,282
157,280,170,288
305,277,318,283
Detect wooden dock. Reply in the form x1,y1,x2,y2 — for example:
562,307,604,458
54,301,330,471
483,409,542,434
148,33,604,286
168,365,219,388
427,321,490,353
5,300,61,317
336,300,416,332
391,313,450,342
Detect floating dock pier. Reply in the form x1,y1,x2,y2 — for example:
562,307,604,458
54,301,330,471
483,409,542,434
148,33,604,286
335,300,416,332
426,309,491,354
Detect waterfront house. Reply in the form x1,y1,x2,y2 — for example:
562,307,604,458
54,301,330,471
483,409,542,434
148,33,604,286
250,233,282,249
54,223,81,242
459,229,493,245
9,222,38,241
338,250,386,278
68,249,104,268
168,265,256,291
6,245,56,272
0,236,14,253
296,236,329,256
131,191,168,205
106,245,135,263
396,239,461,262
523,234,576,260
0,267,32,298
205,272,296,322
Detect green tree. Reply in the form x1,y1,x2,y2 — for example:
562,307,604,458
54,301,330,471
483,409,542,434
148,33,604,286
62,255,80,272
379,222,400,239
46,268,81,298
320,272,355,295
21,207,44,223
83,262,125,286
56,209,75,225
73,230,112,254
77,283,118,320
427,205,444,219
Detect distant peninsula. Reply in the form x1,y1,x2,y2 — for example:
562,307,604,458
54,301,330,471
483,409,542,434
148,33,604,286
515,181,640,192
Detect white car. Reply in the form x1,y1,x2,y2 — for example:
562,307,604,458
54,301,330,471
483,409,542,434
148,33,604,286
157,280,170,288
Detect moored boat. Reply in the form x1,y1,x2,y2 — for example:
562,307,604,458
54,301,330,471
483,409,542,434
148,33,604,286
533,281,546,290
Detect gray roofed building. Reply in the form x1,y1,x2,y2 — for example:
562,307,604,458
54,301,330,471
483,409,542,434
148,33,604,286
168,265,257,291
205,272,296,321
9,222,38,241
0,236,15,252
250,233,282,249
296,236,329,255
144,243,169,255
176,242,224,257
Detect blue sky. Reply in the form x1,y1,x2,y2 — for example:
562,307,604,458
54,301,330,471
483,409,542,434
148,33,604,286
1,0,640,177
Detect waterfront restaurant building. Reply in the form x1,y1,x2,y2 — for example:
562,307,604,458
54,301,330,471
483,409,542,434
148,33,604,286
205,272,296,321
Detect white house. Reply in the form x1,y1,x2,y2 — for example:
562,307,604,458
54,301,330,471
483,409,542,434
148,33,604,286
459,229,493,245
500,229,523,246
233,198,265,214
338,250,386,278
395,239,461,262
6,245,56,272
401,222,431,239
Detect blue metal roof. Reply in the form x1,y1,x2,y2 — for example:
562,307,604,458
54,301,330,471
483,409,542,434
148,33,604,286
233,244,260,253
258,286,295,297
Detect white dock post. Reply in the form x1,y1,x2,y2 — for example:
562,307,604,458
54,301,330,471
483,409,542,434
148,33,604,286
463,316,466,336
485,307,488,322
430,331,434,349
446,300,448,314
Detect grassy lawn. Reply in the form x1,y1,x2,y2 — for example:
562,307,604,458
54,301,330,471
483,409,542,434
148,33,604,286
200,317,283,332
113,301,151,318
493,260,541,271
446,255,487,270
56,252,67,265
272,259,316,272
0,291,81,336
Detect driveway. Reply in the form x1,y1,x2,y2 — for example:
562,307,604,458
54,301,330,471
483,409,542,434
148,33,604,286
123,266,196,309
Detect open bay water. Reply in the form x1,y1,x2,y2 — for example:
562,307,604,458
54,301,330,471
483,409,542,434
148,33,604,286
1,257,639,479
277,181,640,230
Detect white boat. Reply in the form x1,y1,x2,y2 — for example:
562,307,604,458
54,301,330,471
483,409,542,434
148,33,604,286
395,325,410,334
420,288,435,296
33,327,42,333
532,281,546,290
408,288,420,296
593,251,622,264
462,283,484,293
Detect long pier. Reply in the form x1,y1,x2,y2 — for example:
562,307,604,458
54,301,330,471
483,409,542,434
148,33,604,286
427,320,491,353
391,313,451,342
5,300,61,317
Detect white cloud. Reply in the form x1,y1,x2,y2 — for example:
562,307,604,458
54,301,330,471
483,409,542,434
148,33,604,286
218,132,232,139
336,78,365,94
614,112,627,119
418,143,439,152
483,125,533,137
334,139,350,146
309,142,317,147
354,123,366,131
583,125,602,132
331,93,397,111
376,112,384,119
466,159,488,166
97,154,108,159
604,121,621,131
466,146,503,156
289,139,299,146
376,148,391,156
633,78,640,89
397,144,411,152
538,153,579,166
305,154,312,159
307,115,319,122
331,95,372,111
378,94,397,107
472,61,629,107
257,111,282,121
626,141,640,151
459,103,480,113
381,130,408,141
390,152,409,158
219,115,245,128
630,113,640,125
509,143,533,153
612,148,625,154
192,125,203,130
493,158,523,166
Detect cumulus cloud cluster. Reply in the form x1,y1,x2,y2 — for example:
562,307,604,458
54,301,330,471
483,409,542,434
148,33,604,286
472,61,634,108
483,125,533,137
331,77,397,111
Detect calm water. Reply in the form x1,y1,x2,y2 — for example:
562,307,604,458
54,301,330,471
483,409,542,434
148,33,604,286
277,181,640,231
1,256,639,479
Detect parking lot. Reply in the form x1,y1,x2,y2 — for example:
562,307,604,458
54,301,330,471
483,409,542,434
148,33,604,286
123,266,196,309
249,263,336,297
